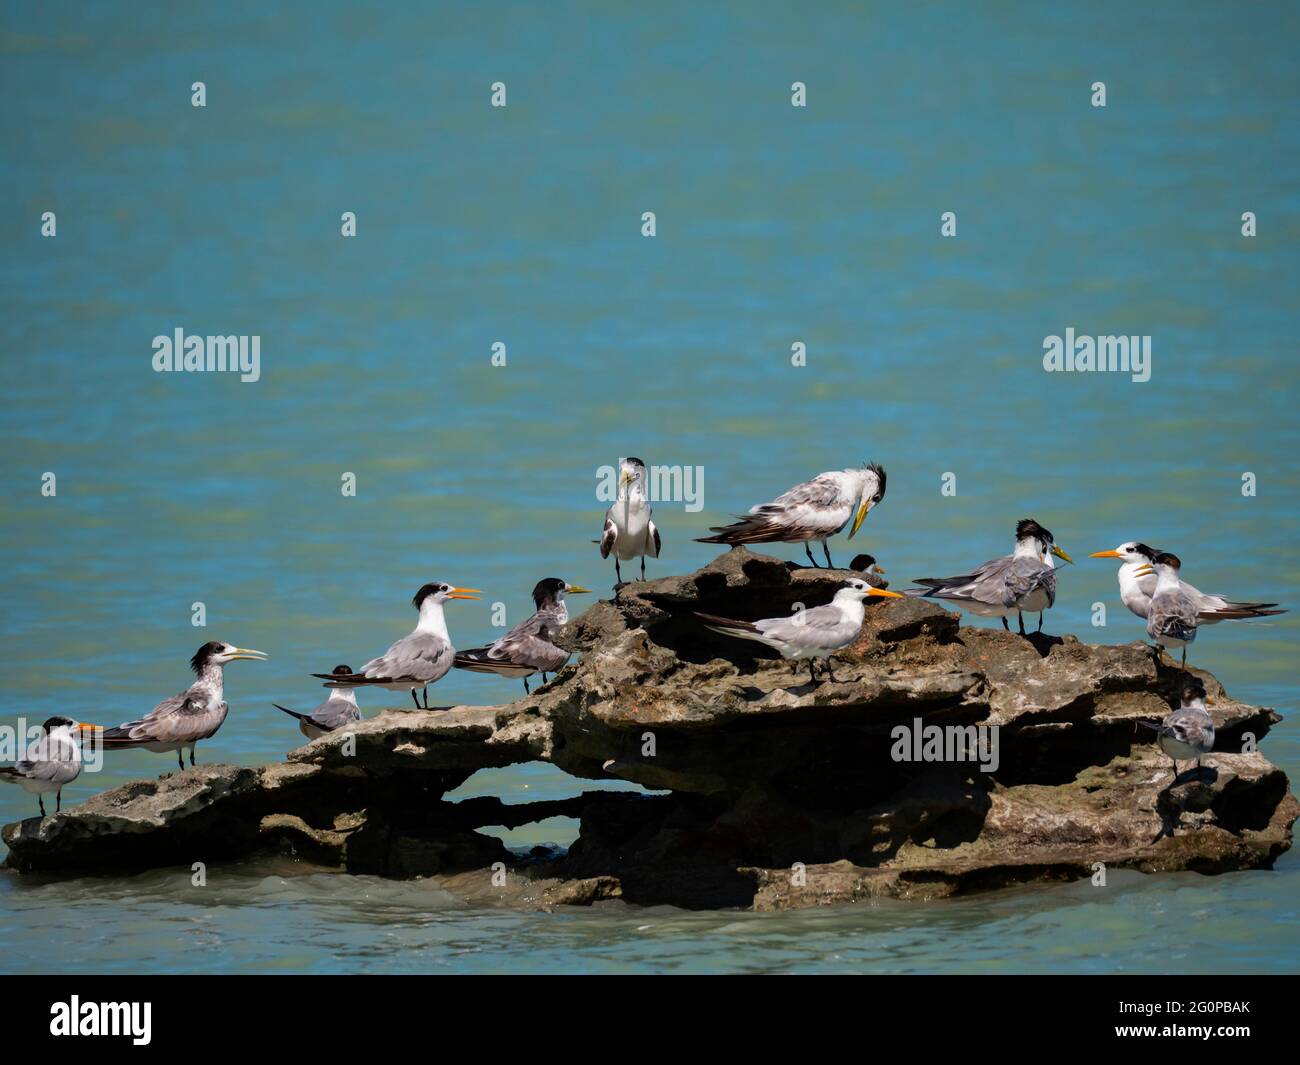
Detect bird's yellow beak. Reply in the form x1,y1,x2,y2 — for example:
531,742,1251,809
77,722,103,734
875,564,886,573
1051,545,1074,565
1089,549,1122,559
448,587,482,601
1134,564,1154,577
566,585,592,594
849,498,873,538
868,587,904,599
229,648,268,661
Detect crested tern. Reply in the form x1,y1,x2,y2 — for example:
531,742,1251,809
1145,678,1215,781
455,578,591,693
274,665,362,740
906,518,1074,634
1135,552,1198,668
100,641,267,769
0,715,101,816
315,582,481,709
598,457,661,585
848,553,888,588
696,463,886,569
695,577,903,683
1090,541,1286,623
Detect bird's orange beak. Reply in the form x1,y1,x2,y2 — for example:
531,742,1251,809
448,587,482,600
868,587,904,599
1089,550,1122,559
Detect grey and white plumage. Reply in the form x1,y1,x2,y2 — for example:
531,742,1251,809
455,578,591,693
598,457,661,585
315,582,480,709
696,463,886,569
99,642,266,770
1149,680,1215,778
0,715,100,816
695,577,903,682
274,664,361,740
1139,552,1198,667
1091,541,1286,624
906,518,1073,634
848,553,889,588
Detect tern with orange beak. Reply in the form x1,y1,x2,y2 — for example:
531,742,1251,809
0,715,102,816
905,519,1073,634
316,582,481,709
696,463,886,569
695,577,904,683
100,641,267,770
1090,542,1286,624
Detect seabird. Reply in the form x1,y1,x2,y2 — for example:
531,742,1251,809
274,665,362,740
695,577,903,683
455,578,591,693
315,582,480,709
1090,541,1286,623
695,463,886,569
1135,552,1198,668
906,518,1074,634
0,715,101,816
598,457,661,585
1145,678,1215,781
848,553,889,588
100,641,267,769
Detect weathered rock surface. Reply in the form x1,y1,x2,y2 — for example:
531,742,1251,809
4,548,1294,908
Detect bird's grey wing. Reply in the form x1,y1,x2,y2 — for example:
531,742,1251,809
1150,590,1198,641
599,513,618,558
699,474,848,544
920,554,1015,604
758,603,858,651
314,698,361,729
488,612,569,671
1004,557,1055,607
648,518,662,557
103,689,192,743
1161,708,1214,749
15,735,79,785
363,632,451,682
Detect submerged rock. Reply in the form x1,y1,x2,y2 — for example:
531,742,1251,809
4,548,1294,908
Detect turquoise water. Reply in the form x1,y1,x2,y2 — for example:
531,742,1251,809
1,1,1297,973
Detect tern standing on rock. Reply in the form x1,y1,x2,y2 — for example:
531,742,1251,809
1090,541,1286,623
0,715,101,816
695,577,903,683
696,464,886,569
274,665,362,740
1151,679,1215,780
1135,552,1198,668
598,457,661,586
456,578,591,693
316,583,481,709
906,518,1073,634
100,641,267,769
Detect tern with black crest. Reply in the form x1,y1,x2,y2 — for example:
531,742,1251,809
906,518,1073,634
274,665,362,740
696,463,887,569
100,642,267,769
695,577,903,683
0,715,101,816
1145,678,1215,781
456,578,591,693
1134,552,1198,668
315,582,481,709
598,457,661,586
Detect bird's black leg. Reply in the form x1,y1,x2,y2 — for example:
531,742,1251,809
1181,648,1187,670
805,544,819,568
39,796,45,817
410,689,421,709
808,659,817,683
178,750,185,770
641,555,646,580
189,749,196,767
1037,612,1044,633
1001,616,1010,631
615,558,623,585
823,542,834,568
423,685,430,708
56,789,61,813
1018,611,1026,636
524,676,530,695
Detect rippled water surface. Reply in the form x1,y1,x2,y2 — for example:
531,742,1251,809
1,2,1297,973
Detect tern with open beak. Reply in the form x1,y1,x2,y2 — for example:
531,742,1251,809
100,642,267,769
696,463,886,569
455,578,591,693
905,518,1074,634
1090,542,1286,623
597,457,661,586
695,577,904,683
1134,552,1198,668
274,665,362,740
0,715,102,816
315,582,481,709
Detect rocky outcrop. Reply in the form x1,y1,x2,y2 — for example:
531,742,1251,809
4,548,1295,908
